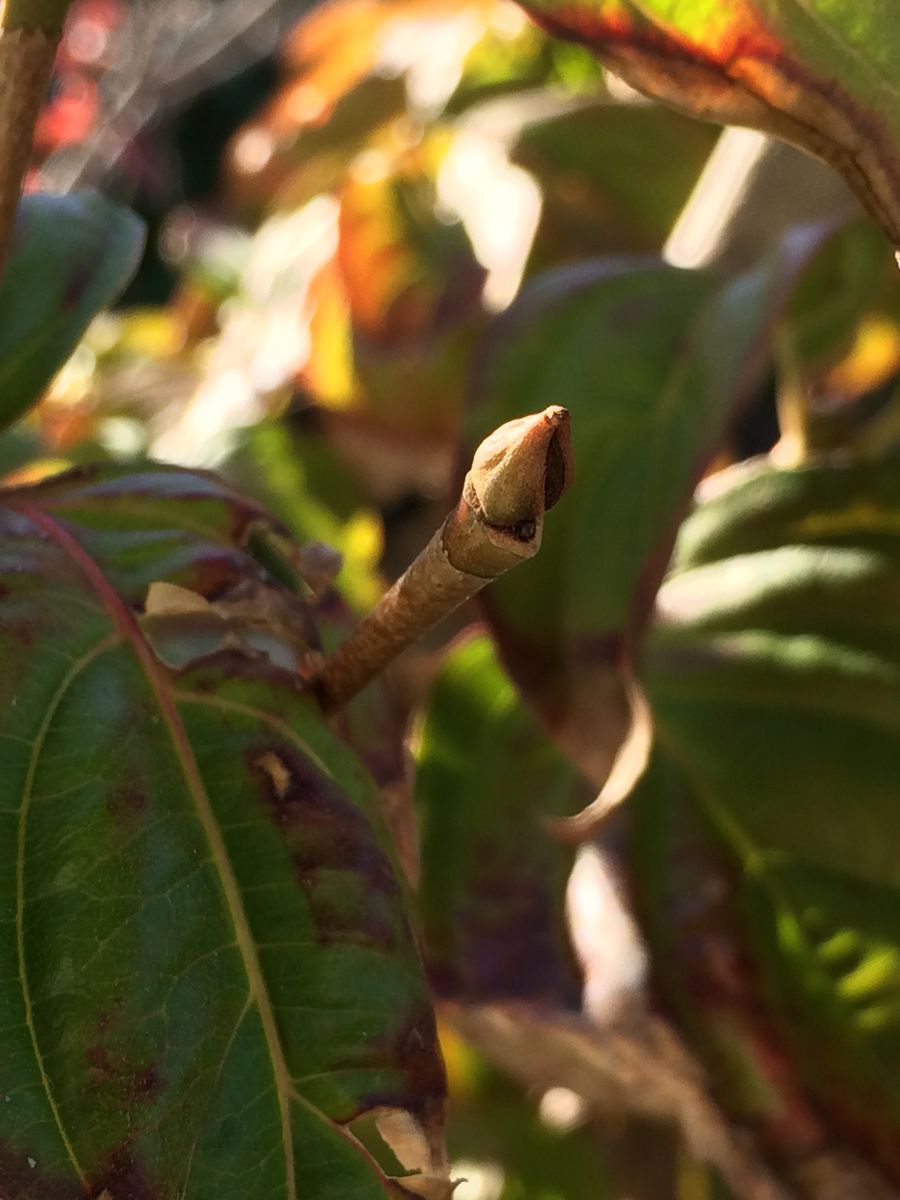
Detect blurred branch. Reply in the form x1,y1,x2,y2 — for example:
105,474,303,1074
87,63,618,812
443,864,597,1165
40,0,313,192
447,1004,899,1200
0,0,72,275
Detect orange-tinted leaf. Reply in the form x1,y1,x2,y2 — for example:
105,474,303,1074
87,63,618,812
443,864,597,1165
337,145,485,348
514,0,900,246
300,139,487,485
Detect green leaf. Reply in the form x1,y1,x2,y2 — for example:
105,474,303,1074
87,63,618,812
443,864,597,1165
414,634,587,1004
511,0,900,247
228,420,384,614
468,232,822,784
513,98,718,268
0,193,145,434
445,1045,621,1200
635,457,900,1179
0,465,447,1199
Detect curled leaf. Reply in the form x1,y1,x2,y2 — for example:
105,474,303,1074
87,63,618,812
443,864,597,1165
469,227,831,788
515,0,900,247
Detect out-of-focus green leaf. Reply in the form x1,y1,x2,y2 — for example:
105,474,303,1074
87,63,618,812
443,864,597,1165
0,193,144,433
229,420,383,613
0,464,448,1199
444,1039,620,1200
0,426,43,480
511,0,900,247
446,10,603,113
634,457,900,1184
468,232,822,784
415,633,587,1004
514,99,717,267
782,218,891,376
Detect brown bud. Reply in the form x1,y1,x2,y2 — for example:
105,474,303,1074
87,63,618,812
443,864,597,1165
468,405,573,526
314,406,573,710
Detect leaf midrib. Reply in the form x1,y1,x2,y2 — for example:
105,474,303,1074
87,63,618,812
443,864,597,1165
18,504,298,1200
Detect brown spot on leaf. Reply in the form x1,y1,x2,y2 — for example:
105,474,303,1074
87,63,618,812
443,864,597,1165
91,1145,159,1200
254,751,291,800
96,996,125,1035
85,1044,164,1107
61,261,93,312
0,1139,80,1199
107,787,147,818
429,821,581,1009
249,741,401,950
356,1000,447,1121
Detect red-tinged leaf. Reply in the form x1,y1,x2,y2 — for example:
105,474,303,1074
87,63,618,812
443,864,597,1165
8,461,309,603
511,0,900,247
0,465,449,1199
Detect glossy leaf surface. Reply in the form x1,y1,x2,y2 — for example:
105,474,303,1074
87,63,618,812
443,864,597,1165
635,457,900,1183
0,193,144,433
0,465,447,1199
513,0,900,247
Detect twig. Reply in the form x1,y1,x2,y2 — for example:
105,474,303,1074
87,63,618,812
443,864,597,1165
0,0,72,276
313,406,574,712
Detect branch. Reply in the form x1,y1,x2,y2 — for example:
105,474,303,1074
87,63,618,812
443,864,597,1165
313,406,574,712
0,0,72,275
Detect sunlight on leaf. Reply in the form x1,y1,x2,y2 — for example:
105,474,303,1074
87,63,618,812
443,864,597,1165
0,464,447,1199
512,0,900,247
635,457,900,1183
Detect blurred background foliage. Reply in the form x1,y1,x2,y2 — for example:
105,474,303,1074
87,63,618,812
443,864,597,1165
11,0,900,1194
